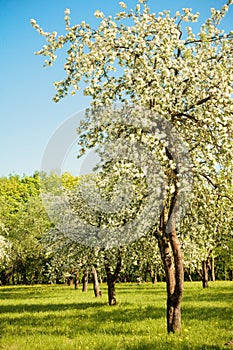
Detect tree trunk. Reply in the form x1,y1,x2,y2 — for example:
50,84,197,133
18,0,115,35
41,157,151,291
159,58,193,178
92,266,101,297
144,262,149,282
188,270,192,282
202,260,208,288
138,261,143,284
157,228,184,333
152,273,157,284
82,269,88,292
74,270,79,290
210,256,215,282
68,265,74,286
104,249,122,306
151,270,157,284
107,278,117,305
230,270,233,281
184,268,192,282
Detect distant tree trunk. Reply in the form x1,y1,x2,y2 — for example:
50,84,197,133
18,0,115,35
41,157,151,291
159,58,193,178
230,270,233,281
68,277,73,286
188,270,192,282
68,265,74,286
55,268,60,284
184,268,192,282
210,256,215,282
188,269,193,282
202,260,209,288
138,261,143,284
157,226,184,333
22,267,27,285
144,262,149,282
82,269,88,292
92,266,101,297
1,269,12,285
11,268,15,285
74,270,79,290
150,269,157,284
104,249,122,306
153,273,157,284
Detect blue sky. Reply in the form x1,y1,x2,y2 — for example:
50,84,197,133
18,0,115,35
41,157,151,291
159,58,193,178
0,0,232,177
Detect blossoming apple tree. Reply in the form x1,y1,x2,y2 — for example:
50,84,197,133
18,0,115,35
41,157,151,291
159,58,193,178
31,0,233,332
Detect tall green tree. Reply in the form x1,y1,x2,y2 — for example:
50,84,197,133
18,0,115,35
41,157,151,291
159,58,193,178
0,174,50,284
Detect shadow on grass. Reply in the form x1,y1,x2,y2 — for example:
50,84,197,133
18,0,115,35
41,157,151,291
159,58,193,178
1,284,232,348
0,301,107,314
1,298,232,338
0,302,166,338
0,286,67,300
184,292,233,304
183,305,232,322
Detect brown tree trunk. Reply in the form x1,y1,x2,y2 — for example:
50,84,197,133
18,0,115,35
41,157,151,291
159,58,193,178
230,270,233,281
188,269,192,282
82,269,88,292
67,277,73,286
202,260,209,288
150,270,157,284
211,256,215,282
68,265,74,286
92,266,101,297
107,278,117,305
157,228,184,333
144,262,149,282
74,270,79,290
138,261,143,284
104,249,122,306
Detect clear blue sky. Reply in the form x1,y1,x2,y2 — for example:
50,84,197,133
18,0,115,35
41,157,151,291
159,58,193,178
0,0,232,177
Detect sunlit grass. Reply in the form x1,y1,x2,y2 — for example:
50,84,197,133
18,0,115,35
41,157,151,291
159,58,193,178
0,281,232,349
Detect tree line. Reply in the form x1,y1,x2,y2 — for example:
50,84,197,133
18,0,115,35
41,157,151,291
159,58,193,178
0,172,232,289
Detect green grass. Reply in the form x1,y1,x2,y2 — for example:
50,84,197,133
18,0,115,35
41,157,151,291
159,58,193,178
0,281,232,349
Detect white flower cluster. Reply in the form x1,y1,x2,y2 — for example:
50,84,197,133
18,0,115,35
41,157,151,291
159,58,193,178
32,1,233,240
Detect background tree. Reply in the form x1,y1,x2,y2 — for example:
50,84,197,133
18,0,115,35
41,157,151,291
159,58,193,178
180,177,233,285
0,174,50,284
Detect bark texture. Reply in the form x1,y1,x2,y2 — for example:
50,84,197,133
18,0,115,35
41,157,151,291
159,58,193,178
158,231,184,333
156,189,184,333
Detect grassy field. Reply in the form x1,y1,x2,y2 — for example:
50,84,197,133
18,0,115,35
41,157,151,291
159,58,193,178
0,281,232,350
